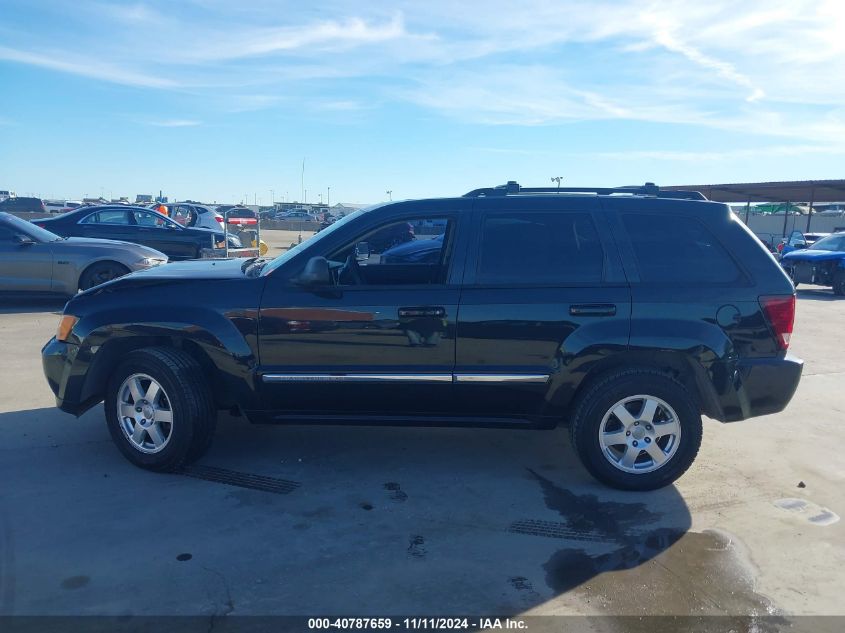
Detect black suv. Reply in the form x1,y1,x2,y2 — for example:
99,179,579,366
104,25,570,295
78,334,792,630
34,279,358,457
42,182,802,490
0,196,46,213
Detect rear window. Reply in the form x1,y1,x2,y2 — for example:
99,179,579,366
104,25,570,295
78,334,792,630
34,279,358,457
622,213,741,284
477,211,604,284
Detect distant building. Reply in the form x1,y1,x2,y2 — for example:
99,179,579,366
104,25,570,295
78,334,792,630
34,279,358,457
135,194,153,204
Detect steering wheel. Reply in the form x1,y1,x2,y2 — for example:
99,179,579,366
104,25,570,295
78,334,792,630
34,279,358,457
338,254,364,285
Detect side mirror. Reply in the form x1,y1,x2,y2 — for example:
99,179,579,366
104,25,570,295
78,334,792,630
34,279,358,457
355,241,370,261
14,234,35,246
296,256,331,287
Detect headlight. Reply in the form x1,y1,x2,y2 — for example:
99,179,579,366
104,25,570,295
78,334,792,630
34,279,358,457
137,257,166,267
56,315,78,342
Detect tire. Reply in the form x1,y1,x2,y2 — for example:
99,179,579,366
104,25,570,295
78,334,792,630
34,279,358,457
569,368,703,491
79,261,129,291
833,271,845,296
104,347,216,472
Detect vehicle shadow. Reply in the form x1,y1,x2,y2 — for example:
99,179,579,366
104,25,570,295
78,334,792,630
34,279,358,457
0,405,705,617
796,287,840,302
0,298,66,315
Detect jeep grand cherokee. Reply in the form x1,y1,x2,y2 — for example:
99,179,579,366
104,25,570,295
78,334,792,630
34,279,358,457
42,182,802,490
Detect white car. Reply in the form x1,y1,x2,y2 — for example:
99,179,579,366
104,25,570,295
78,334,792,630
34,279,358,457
168,203,224,231
44,200,84,214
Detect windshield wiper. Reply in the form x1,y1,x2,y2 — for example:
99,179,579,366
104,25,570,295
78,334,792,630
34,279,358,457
243,257,270,276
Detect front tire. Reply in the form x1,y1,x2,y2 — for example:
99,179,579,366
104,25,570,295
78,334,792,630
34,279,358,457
569,369,702,490
79,261,129,291
105,347,216,472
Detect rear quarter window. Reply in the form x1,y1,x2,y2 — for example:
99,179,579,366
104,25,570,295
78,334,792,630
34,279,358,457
621,213,741,284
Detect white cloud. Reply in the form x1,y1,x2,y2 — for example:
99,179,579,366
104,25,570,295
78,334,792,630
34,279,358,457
146,119,202,127
590,144,845,162
0,45,178,89
1,0,843,146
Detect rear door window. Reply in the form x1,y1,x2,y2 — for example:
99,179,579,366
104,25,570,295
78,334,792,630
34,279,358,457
476,211,604,284
81,210,130,225
621,213,741,284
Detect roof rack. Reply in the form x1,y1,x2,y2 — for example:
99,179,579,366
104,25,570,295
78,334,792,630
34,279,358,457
463,181,707,201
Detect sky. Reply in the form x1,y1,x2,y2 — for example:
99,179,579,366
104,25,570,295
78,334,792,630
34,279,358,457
1,0,844,205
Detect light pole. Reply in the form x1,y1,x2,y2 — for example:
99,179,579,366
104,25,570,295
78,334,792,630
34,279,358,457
327,187,331,207
270,189,274,206
386,190,393,201
551,176,563,191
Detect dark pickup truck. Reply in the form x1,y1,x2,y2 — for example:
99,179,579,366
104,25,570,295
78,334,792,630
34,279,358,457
42,182,803,490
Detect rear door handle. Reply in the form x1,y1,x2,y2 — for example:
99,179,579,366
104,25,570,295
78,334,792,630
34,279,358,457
399,306,446,318
570,303,617,317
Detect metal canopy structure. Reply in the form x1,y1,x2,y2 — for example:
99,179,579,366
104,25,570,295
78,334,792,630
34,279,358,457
662,180,845,204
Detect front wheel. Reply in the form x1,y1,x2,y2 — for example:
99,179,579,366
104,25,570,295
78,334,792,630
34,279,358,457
569,369,703,490
105,347,216,472
79,261,129,290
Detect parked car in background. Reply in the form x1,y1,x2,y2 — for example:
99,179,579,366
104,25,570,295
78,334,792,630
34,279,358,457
380,232,444,263
777,230,830,258
274,210,316,221
216,206,257,220
168,203,224,231
0,196,46,214
0,212,167,295
781,232,845,294
41,182,802,491
34,205,240,261
44,200,84,214
0,191,14,202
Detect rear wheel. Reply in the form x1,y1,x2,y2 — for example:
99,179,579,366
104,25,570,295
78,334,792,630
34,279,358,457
105,347,216,472
833,271,845,296
569,369,703,490
79,261,129,290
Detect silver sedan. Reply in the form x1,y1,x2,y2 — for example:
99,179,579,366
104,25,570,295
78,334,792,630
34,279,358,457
0,212,168,295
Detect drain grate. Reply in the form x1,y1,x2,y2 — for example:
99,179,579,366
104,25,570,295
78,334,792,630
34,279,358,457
180,464,301,495
508,519,635,543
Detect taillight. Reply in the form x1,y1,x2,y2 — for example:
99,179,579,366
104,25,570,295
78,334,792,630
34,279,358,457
759,295,795,350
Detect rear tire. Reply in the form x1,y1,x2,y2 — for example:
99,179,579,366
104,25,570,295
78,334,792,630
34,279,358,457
569,368,703,491
79,261,129,291
105,347,216,472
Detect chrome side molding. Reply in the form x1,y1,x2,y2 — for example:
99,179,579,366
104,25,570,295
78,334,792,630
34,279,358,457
262,373,550,384
453,374,550,383
262,374,453,383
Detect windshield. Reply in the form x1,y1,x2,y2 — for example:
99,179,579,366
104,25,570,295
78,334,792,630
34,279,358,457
809,234,845,251
260,209,368,276
2,213,61,242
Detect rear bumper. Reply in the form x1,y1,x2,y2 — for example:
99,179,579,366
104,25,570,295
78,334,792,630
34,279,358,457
716,355,803,422
42,337,98,416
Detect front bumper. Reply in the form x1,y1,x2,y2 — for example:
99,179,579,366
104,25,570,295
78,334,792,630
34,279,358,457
716,354,804,422
42,337,98,416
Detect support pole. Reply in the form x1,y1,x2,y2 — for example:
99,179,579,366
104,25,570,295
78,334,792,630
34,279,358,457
781,201,790,238
806,188,816,233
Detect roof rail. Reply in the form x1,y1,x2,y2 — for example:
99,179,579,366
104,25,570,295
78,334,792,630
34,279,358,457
463,181,707,201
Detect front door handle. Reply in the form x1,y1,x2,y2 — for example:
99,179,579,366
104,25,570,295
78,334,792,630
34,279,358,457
570,303,617,317
399,306,446,318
